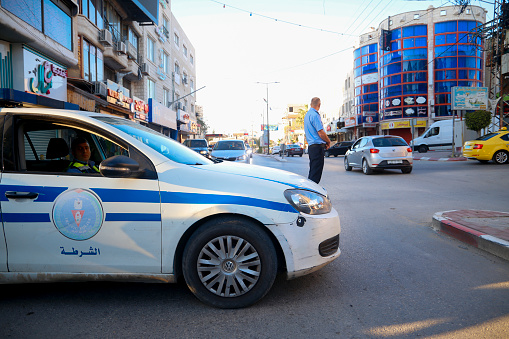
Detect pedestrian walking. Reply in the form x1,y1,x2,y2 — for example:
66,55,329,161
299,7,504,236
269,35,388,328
304,97,330,184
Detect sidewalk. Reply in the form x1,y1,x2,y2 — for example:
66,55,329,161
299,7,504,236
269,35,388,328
413,150,467,161
432,210,509,261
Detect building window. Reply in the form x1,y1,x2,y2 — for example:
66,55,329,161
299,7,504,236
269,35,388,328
82,39,104,82
148,78,156,99
183,99,188,112
162,16,170,38
440,10,447,16
163,88,170,107
162,51,170,73
190,79,195,95
3,0,73,50
190,54,194,65
183,45,188,57
174,32,180,46
81,0,104,28
147,37,155,62
414,14,420,20
175,62,180,75
105,3,122,42
183,72,188,85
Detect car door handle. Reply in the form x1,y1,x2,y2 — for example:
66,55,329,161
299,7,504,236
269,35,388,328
5,191,39,200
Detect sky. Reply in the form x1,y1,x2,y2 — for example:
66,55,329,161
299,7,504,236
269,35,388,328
170,0,493,135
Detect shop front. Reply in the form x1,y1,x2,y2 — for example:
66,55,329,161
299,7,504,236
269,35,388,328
177,110,197,143
99,80,135,119
0,43,78,110
148,99,177,139
380,119,427,143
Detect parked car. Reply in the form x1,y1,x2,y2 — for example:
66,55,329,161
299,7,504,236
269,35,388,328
210,139,251,163
284,144,304,157
183,138,209,157
325,141,354,157
271,145,281,155
462,127,509,164
0,108,341,309
344,135,413,174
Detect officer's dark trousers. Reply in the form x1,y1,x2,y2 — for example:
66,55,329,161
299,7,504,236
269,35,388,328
308,144,325,184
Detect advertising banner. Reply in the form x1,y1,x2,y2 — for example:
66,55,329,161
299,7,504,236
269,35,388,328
149,99,177,130
23,47,67,101
452,87,488,110
381,119,427,130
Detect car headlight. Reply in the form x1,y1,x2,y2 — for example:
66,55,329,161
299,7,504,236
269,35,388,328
284,189,332,215
236,154,246,161
200,150,207,155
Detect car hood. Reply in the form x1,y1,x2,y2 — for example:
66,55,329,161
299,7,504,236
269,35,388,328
189,162,327,195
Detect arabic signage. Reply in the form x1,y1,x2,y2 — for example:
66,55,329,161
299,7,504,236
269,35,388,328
452,87,488,110
149,98,177,130
261,124,278,131
22,47,67,101
107,80,133,109
381,119,427,130
178,110,190,124
344,117,356,128
132,96,149,122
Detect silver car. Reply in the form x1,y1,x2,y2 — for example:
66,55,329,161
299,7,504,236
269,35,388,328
210,139,251,163
344,135,413,174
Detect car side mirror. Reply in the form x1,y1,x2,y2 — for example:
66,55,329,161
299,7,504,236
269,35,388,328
99,155,141,178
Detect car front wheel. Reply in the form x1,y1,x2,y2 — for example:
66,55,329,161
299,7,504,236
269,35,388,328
344,157,352,171
493,150,509,164
182,217,277,309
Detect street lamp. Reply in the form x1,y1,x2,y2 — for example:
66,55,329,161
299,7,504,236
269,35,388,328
257,81,279,154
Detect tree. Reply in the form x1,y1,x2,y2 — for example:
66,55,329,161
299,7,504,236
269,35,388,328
197,117,209,136
465,110,492,133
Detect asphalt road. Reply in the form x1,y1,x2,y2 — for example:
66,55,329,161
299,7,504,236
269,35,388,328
1,155,508,338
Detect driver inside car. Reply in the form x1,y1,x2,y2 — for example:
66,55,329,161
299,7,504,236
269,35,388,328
66,137,100,173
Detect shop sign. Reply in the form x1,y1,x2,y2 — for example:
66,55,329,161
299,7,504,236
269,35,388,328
381,119,427,130
363,123,377,128
178,110,190,124
131,96,149,122
106,80,132,109
344,117,356,128
23,47,67,101
363,111,377,116
148,99,177,130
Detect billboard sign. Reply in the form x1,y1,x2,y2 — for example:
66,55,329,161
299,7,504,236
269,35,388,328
452,87,488,110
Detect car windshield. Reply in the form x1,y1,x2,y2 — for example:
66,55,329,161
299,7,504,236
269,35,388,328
189,140,208,147
214,141,244,150
372,137,408,147
93,116,213,165
476,133,498,141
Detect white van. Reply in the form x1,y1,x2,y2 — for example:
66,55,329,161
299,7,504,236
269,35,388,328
411,119,477,153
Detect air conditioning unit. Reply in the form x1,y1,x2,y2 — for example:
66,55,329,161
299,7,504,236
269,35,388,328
99,29,113,46
127,42,137,60
93,81,107,98
115,41,127,54
141,63,149,75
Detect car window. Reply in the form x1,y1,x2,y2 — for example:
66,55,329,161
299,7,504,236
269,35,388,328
94,116,212,165
359,138,369,148
352,140,362,149
189,140,208,148
501,134,509,141
214,141,244,150
372,137,408,147
476,133,498,141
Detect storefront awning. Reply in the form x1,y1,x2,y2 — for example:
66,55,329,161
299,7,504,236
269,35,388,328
0,88,79,110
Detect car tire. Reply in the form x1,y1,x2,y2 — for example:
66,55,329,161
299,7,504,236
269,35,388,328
401,167,412,174
325,151,330,157
362,159,373,175
478,160,489,164
493,150,509,164
344,157,352,171
299,154,302,157
182,217,277,309
418,145,428,153
334,155,338,157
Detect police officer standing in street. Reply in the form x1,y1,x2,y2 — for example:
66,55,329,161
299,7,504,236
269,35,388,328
304,97,330,184
67,137,100,173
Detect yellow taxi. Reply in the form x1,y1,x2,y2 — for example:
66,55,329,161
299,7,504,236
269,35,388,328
463,127,509,164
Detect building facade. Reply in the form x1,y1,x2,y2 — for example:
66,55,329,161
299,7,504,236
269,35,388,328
0,0,198,142
344,5,487,142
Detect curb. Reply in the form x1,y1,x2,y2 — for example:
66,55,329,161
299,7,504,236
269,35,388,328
432,211,509,261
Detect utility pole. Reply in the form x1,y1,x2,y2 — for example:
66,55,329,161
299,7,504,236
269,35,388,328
257,81,279,154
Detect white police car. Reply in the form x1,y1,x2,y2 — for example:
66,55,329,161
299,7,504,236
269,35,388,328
0,108,340,308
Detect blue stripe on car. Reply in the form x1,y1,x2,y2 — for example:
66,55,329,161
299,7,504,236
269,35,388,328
161,192,296,213
91,188,160,203
2,213,51,222
105,213,162,222
0,185,67,202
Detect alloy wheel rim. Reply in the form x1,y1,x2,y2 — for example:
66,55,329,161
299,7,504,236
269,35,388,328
197,235,261,297
496,152,507,163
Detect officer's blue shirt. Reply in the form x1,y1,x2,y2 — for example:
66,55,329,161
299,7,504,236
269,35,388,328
304,107,325,146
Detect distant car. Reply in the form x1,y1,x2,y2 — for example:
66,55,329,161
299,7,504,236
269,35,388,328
325,141,354,157
210,139,251,163
284,144,303,157
183,139,209,157
344,136,413,174
463,127,509,164
271,145,281,155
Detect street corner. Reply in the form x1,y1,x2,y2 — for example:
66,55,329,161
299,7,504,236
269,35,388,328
432,210,509,261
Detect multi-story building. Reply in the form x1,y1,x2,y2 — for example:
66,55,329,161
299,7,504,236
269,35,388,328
0,1,198,142
344,5,487,142
282,103,306,144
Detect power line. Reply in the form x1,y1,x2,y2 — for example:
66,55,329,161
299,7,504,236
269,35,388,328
208,0,358,37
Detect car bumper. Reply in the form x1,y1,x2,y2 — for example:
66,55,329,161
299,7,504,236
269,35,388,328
268,209,341,280
463,150,492,160
371,159,413,169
